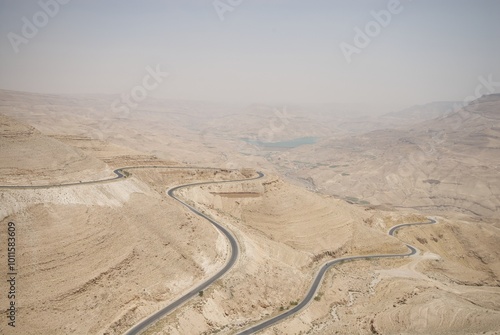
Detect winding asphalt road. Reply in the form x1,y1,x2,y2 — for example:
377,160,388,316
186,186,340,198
0,166,237,189
0,166,264,335
0,169,437,335
0,168,125,189
236,218,437,335
124,171,264,335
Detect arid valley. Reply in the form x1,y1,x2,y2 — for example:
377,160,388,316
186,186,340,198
0,89,499,335
1,1,500,334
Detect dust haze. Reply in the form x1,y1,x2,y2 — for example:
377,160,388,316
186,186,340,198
1,1,500,335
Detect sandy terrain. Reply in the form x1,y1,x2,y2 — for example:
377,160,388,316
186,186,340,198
0,114,113,185
135,182,500,335
273,95,500,221
0,90,499,335
0,166,250,334
262,216,500,335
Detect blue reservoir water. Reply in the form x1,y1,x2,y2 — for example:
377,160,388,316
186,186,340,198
242,136,317,148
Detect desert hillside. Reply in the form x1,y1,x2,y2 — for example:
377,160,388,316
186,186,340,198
1,1,499,334
0,113,112,185
273,94,500,220
0,91,499,335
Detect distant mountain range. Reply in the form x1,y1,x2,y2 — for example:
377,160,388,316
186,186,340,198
382,101,460,122
270,94,500,219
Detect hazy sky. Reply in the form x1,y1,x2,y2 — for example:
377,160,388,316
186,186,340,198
1,0,499,110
